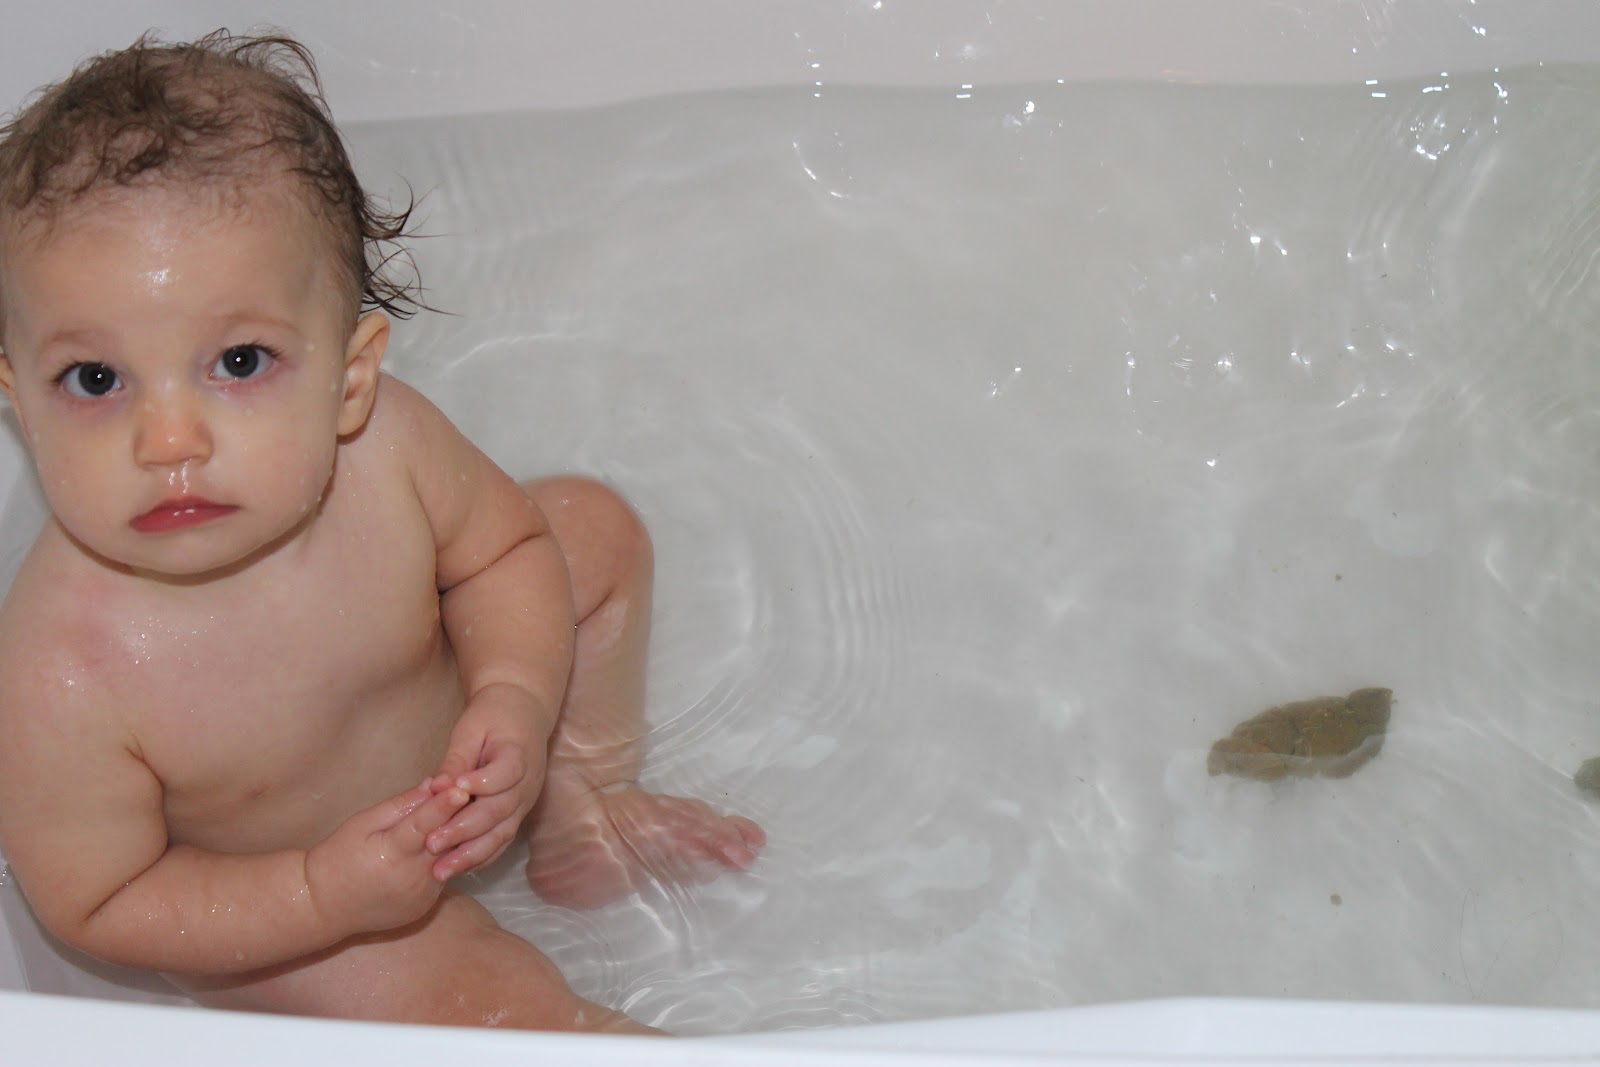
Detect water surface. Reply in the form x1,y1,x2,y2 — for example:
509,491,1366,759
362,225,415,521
7,66,1600,1033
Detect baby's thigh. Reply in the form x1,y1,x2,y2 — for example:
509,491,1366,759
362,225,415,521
522,476,653,617
173,891,629,1031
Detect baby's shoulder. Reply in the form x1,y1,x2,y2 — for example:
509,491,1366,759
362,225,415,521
346,373,479,487
363,373,459,444
327,374,431,486
0,528,128,706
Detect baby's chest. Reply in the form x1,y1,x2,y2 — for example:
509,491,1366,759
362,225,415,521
120,525,453,842
148,530,436,696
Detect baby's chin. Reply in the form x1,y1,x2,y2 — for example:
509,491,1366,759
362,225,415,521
64,513,314,584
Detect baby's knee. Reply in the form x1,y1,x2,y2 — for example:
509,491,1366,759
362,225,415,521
579,478,652,572
527,475,653,584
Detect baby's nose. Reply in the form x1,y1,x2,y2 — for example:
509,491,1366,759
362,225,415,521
132,393,214,468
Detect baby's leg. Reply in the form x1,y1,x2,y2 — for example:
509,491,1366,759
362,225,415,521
173,890,653,1032
521,476,764,909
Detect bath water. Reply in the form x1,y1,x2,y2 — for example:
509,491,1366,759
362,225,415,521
4,67,1600,1033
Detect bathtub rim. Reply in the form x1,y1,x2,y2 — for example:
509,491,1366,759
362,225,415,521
5,988,1600,1065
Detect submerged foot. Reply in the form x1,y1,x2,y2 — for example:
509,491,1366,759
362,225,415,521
525,774,765,910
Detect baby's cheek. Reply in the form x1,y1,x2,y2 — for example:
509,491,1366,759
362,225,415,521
33,453,84,510
276,443,339,515
39,476,120,554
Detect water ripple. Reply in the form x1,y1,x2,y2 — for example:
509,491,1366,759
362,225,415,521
13,67,1600,1031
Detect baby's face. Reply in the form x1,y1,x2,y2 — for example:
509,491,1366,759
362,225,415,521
0,180,382,579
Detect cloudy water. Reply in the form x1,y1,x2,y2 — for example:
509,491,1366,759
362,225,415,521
7,66,1600,1033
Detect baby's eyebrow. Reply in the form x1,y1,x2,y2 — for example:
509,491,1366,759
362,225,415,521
210,311,303,338
34,326,109,356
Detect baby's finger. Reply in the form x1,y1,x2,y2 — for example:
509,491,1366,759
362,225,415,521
360,779,437,832
450,743,526,795
431,820,519,881
431,749,477,792
424,790,520,855
431,723,491,790
389,786,469,856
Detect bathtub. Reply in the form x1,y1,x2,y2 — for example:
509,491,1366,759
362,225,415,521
5,1,1600,1063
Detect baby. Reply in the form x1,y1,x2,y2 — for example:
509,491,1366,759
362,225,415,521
0,32,764,1032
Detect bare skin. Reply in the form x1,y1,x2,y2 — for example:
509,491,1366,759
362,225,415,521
0,180,763,1031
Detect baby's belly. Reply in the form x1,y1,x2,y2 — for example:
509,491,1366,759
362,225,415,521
159,653,465,855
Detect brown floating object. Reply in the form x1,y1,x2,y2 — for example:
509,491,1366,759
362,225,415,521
1576,757,1600,796
1208,687,1392,781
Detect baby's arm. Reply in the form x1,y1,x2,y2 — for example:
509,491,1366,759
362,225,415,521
0,687,467,974
383,378,575,878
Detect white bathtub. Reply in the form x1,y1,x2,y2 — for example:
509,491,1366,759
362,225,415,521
4,2,1600,1063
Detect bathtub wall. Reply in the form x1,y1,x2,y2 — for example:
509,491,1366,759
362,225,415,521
6,1,1600,124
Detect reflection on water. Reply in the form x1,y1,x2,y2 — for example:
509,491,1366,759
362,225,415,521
6,67,1600,1032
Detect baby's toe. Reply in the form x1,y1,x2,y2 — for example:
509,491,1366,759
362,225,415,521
732,816,766,850
706,815,763,868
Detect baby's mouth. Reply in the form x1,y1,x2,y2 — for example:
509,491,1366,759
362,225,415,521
129,497,239,534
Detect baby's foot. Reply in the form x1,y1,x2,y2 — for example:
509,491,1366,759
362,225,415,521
525,774,765,910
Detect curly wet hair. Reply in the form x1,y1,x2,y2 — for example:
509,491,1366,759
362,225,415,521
0,29,423,321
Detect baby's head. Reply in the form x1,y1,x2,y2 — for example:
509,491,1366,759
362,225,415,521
0,32,422,580
0,30,418,334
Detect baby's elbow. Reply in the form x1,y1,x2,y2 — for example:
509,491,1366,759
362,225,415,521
40,909,111,964
26,899,102,961
52,918,118,964
33,888,157,971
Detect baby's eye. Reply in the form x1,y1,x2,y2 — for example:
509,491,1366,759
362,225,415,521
212,344,275,381
59,362,120,398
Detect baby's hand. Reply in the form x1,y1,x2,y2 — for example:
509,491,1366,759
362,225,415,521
304,781,469,938
425,683,552,880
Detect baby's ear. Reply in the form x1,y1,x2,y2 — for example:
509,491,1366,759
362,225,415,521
337,311,389,436
0,353,30,443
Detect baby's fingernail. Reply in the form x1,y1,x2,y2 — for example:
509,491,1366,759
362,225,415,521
456,776,473,792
